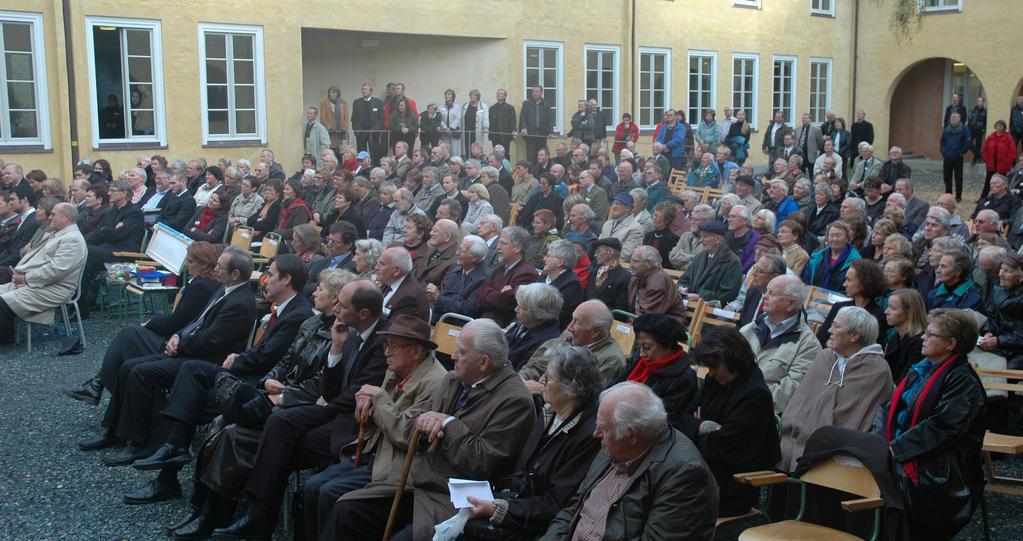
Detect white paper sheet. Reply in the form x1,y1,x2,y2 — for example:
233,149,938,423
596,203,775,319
448,478,494,509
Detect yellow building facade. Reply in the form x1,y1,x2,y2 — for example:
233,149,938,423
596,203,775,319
0,0,1017,179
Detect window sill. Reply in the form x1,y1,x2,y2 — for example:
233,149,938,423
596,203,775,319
203,139,265,148
919,7,961,14
0,144,52,153
810,11,836,18
732,2,762,9
95,141,167,151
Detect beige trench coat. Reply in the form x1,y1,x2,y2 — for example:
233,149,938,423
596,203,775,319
0,224,86,324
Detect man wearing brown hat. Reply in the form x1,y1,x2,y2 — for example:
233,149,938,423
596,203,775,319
679,220,742,305
734,175,762,214
303,313,447,539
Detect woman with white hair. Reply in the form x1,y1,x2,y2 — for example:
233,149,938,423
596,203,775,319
752,208,776,237
352,238,385,282
506,283,564,370
462,183,494,234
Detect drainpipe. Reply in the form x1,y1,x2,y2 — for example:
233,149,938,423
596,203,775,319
61,0,80,168
851,0,860,118
630,0,636,118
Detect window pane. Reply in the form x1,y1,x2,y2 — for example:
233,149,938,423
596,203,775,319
543,48,555,66
3,23,31,52
234,60,254,84
232,35,253,59
127,57,152,83
543,69,555,89
207,85,228,109
131,110,154,135
208,110,229,134
235,110,256,134
205,33,226,58
131,84,154,108
6,52,33,80
206,59,227,84
235,85,255,109
10,110,37,138
7,82,35,109
125,29,150,56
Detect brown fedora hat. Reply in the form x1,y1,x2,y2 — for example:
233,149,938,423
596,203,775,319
378,314,438,350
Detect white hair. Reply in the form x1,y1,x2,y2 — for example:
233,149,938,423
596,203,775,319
466,319,510,371
601,381,667,440
837,306,879,346
461,235,489,260
515,283,564,324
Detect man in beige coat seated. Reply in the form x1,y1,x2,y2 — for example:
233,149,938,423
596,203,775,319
0,202,86,344
520,299,626,389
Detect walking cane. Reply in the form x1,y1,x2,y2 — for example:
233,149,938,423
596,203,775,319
382,428,440,541
353,416,367,467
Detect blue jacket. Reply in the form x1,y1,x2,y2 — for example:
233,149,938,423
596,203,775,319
646,181,671,212
774,197,799,225
656,121,688,159
801,245,862,293
940,125,971,159
926,279,983,312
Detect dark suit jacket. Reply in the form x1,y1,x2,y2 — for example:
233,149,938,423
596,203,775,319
136,187,156,208
304,251,357,298
353,193,381,227
486,182,512,225
477,257,539,327
385,275,430,321
506,319,562,371
351,96,385,132
87,203,145,251
246,199,282,238
427,192,469,222
412,243,457,289
432,264,489,322
585,265,632,314
144,276,220,337
11,178,36,206
738,287,763,327
176,284,258,363
320,321,389,455
230,294,313,380
0,213,40,266
157,191,197,232
851,120,875,150
320,206,367,239
544,270,583,330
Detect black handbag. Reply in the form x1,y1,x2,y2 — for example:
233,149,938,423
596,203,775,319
214,372,273,429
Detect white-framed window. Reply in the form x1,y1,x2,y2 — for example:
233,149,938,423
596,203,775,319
523,40,564,134
584,44,620,130
733,0,762,8
688,51,717,127
732,53,759,130
772,55,797,125
811,0,835,16
809,58,832,123
0,11,48,148
198,23,266,144
920,0,962,13
85,17,164,147
637,47,670,130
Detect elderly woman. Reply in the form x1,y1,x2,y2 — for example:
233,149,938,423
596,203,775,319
185,191,232,243
400,213,432,273
916,235,959,301
629,187,653,232
978,252,1023,368
802,220,861,294
463,345,602,540
506,283,564,370
875,309,986,540
881,232,914,264
862,218,896,261
228,177,265,226
927,246,983,311
781,306,893,471
587,238,631,313
366,182,397,240
753,208,776,237
682,326,779,517
630,312,698,430
884,288,927,382
912,207,952,266
883,256,916,291
793,178,815,217
352,238,384,283
288,223,325,270
815,258,889,345
463,183,494,233
806,182,839,237
777,219,809,276
319,188,367,240
194,166,223,207
246,180,283,239
643,202,680,269
716,193,740,222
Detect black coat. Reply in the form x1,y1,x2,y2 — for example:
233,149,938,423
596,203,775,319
883,331,924,384
87,202,145,251
432,264,488,322
584,265,631,314
643,229,681,270
679,366,780,517
518,191,564,230
318,322,389,456
230,295,313,380
806,202,839,237
980,284,1023,369
350,96,385,132
545,270,583,330
143,276,220,337
507,319,562,371
626,353,698,430
0,213,40,266
816,299,889,347
320,205,367,239
176,284,259,363
157,190,197,232
246,199,282,238
77,204,110,237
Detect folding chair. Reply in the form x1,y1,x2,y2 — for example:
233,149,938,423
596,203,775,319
230,226,254,251
609,310,638,356
253,232,282,268
434,313,473,368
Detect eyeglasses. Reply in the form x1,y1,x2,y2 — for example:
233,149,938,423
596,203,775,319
923,331,949,340
539,373,560,385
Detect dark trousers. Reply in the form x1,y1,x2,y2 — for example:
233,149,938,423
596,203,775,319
323,495,413,541
116,354,189,443
1013,131,1023,151
243,403,341,531
102,352,166,439
303,458,374,539
98,325,166,390
162,359,224,427
971,129,985,162
668,155,684,170
355,131,381,162
943,156,965,199
0,297,16,343
982,170,998,200
523,135,547,165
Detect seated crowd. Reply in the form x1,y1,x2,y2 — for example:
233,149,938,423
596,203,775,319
3,96,1014,540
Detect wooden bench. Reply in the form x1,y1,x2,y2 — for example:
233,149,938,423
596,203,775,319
973,366,1023,496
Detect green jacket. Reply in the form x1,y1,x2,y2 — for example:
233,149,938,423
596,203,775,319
679,243,742,304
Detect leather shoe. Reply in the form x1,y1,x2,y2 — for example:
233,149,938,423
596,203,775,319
78,434,123,451
133,443,192,471
173,513,221,540
164,509,201,535
63,377,103,405
211,511,270,540
123,478,182,505
101,444,148,467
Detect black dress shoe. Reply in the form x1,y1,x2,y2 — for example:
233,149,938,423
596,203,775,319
173,513,221,540
78,434,123,451
63,377,103,405
211,512,270,540
164,509,201,535
101,444,149,467
123,478,182,505
133,443,192,471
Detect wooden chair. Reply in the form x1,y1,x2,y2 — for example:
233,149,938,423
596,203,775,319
668,168,688,187
509,203,521,228
803,286,849,333
702,187,729,206
230,226,254,250
609,310,638,355
252,232,282,267
687,299,741,348
973,365,1023,496
433,313,473,357
734,454,885,541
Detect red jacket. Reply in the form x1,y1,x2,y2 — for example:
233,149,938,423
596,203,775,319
383,97,418,129
983,131,1016,174
613,122,640,157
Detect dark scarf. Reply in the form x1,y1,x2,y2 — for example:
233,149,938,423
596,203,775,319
821,244,851,289
304,121,314,139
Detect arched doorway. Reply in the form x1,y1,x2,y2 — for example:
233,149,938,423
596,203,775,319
888,58,986,159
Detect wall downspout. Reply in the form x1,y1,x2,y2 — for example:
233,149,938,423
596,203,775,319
61,0,80,167
851,0,860,118
630,0,637,118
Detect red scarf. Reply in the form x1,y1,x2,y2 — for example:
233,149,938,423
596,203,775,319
628,348,686,384
196,206,216,231
278,197,310,229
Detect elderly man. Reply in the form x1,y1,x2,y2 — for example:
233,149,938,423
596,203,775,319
412,218,460,289
848,142,881,194
303,107,331,166
212,279,388,539
930,193,971,241
578,170,610,226
669,204,714,272
599,192,644,261
0,203,86,344
375,246,429,321
429,235,489,321
739,275,821,413
725,204,760,272
351,176,380,224
520,299,626,388
733,175,762,214
477,213,503,268
477,226,539,326
328,319,536,540
382,187,425,245
1,162,36,204
565,203,599,247
82,181,145,310
941,111,972,201
540,239,583,329
893,178,929,229
766,179,798,224
627,246,689,326
813,138,844,179
779,306,893,471
738,254,787,326
413,166,444,212
795,113,825,174
976,246,1007,308
679,221,743,305
540,381,718,541
973,174,1016,222
878,146,911,190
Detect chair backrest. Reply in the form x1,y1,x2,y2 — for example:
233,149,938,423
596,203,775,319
803,286,849,331
609,319,636,356
669,182,686,196
701,187,728,205
972,365,1023,394
231,226,254,250
688,299,740,347
260,232,282,259
509,203,521,227
434,313,473,357
668,168,687,187
800,455,882,500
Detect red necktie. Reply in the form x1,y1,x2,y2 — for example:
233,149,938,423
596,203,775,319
260,305,279,344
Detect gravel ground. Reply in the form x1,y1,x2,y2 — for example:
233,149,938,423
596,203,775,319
1,174,1020,540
